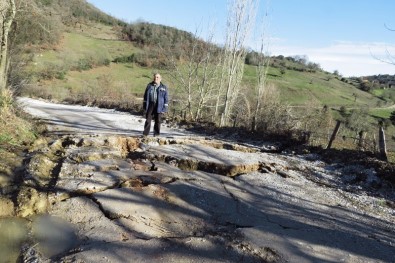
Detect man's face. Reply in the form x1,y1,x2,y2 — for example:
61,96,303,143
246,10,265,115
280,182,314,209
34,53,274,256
154,74,161,84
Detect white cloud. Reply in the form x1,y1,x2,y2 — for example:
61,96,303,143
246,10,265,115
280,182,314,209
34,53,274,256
270,41,395,77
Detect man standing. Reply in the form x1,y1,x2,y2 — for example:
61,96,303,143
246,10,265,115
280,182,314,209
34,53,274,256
142,73,169,136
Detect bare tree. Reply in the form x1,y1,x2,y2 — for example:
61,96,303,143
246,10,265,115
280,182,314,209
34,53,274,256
370,24,395,66
251,10,271,131
1,0,62,91
0,0,16,91
194,39,222,121
219,0,258,126
163,25,222,121
164,36,201,120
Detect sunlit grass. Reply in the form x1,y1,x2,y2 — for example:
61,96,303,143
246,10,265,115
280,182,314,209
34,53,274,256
240,64,383,107
370,108,392,119
30,31,137,76
0,89,36,149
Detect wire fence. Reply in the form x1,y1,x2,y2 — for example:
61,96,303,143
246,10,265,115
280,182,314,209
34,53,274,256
306,121,394,161
169,100,394,162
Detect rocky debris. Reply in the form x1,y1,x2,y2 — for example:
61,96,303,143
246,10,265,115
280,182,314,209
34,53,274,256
145,143,266,176
2,133,395,262
0,149,26,218
26,153,57,187
0,196,15,217
16,186,48,217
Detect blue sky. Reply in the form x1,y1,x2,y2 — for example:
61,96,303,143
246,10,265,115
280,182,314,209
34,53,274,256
86,0,395,77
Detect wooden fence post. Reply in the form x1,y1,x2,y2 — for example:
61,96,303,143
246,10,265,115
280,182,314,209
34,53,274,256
357,130,366,149
378,126,388,162
326,120,341,150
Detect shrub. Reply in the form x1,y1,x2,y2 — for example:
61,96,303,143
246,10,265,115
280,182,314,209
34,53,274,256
74,58,93,71
339,106,347,118
113,54,135,63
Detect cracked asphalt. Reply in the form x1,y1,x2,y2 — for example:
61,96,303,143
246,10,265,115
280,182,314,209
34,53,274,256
16,97,395,263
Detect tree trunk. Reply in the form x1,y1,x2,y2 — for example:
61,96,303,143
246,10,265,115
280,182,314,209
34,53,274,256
0,0,16,91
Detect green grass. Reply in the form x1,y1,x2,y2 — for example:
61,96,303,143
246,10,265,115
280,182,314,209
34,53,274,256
370,108,393,119
372,89,385,97
38,63,153,99
30,24,386,112
243,64,383,108
30,30,138,76
25,24,155,99
371,88,395,103
26,22,394,121
0,90,37,150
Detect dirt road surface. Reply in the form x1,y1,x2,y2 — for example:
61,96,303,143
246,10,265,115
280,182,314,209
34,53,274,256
5,97,394,262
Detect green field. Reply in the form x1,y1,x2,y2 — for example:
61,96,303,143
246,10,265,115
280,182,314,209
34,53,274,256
26,22,395,121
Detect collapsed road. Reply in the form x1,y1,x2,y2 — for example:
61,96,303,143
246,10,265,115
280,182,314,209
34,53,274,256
1,97,393,262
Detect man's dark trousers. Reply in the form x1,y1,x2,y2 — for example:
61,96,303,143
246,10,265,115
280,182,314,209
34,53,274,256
143,103,161,136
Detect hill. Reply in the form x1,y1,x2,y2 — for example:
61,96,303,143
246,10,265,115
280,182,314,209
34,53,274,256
12,0,395,155
23,21,385,107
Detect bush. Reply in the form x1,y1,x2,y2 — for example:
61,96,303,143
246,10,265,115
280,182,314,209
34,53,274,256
113,54,135,63
339,106,347,118
37,63,68,80
74,58,93,71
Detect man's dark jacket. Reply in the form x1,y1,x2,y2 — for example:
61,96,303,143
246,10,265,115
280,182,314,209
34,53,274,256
143,82,169,113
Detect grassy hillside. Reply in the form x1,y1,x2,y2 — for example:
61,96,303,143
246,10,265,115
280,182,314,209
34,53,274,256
26,26,384,108
25,24,395,145
19,0,386,111
14,0,395,158
21,24,150,110
22,20,393,141
244,65,383,108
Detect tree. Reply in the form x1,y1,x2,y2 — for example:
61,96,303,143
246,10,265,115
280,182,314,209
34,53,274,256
221,0,257,126
0,0,16,91
162,26,221,121
159,0,261,125
251,12,270,131
164,34,201,120
219,0,257,126
193,38,222,121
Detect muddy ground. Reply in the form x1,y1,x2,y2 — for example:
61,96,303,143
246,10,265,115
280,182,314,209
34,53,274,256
0,98,394,263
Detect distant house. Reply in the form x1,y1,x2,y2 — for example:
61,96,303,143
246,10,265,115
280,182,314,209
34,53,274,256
388,81,395,88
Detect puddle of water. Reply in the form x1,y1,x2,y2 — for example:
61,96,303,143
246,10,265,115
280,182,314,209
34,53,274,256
0,215,78,262
0,217,28,263
31,214,79,258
